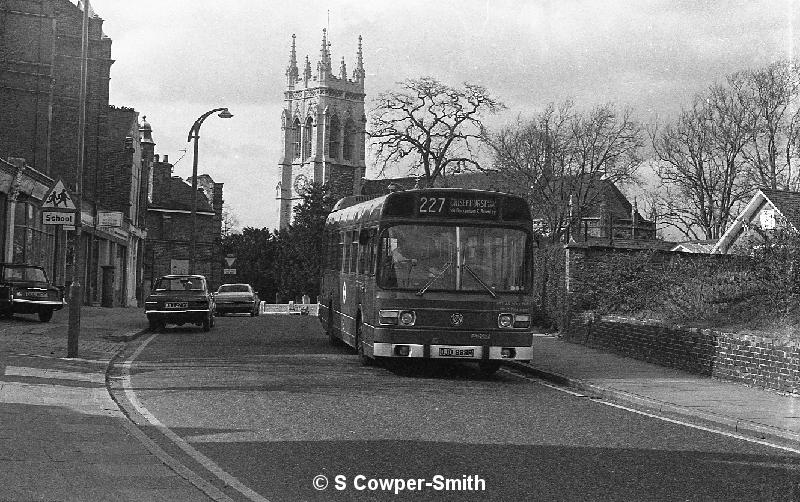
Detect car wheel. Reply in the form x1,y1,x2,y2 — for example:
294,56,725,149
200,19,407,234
148,319,163,332
38,310,53,323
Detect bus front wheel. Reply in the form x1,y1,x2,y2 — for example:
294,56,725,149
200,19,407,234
355,317,375,366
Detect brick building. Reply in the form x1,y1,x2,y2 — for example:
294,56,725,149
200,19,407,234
142,150,224,293
0,0,150,306
277,30,367,229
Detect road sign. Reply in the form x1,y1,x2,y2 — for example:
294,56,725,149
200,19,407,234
225,256,236,267
223,268,237,275
42,180,76,210
98,211,123,227
43,211,75,225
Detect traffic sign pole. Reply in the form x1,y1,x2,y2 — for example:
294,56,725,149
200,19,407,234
67,0,89,358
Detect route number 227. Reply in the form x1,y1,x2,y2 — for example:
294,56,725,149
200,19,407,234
419,197,446,214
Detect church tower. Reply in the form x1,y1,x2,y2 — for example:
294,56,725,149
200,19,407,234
277,30,366,229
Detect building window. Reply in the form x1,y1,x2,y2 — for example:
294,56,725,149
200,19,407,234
302,117,313,160
329,115,340,160
343,119,355,161
13,199,55,276
293,118,301,159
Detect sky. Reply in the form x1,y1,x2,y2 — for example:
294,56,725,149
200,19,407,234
86,0,799,232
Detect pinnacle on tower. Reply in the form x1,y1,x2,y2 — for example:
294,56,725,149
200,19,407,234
354,35,365,81
303,55,312,81
317,29,331,77
339,56,347,80
286,34,299,84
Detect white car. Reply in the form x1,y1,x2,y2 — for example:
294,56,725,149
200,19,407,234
214,283,260,316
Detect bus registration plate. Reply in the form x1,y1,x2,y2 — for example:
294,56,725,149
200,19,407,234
439,347,475,357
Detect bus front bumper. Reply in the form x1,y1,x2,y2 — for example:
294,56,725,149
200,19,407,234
372,343,532,361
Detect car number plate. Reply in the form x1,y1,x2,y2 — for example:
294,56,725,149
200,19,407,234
439,347,475,357
165,302,188,309
26,291,47,298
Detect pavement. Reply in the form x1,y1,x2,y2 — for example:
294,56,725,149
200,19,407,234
0,308,799,501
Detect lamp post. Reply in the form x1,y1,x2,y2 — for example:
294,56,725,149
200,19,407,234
187,107,233,274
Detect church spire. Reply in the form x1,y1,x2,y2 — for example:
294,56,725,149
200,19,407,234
286,34,299,86
353,35,365,82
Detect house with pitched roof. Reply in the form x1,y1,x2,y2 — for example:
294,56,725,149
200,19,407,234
712,189,800,254
142,154,224,292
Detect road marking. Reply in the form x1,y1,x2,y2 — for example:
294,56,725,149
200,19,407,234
503,368,800,456
121,334,270,502
5,365,104,383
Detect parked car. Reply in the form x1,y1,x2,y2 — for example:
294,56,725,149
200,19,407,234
0,263,64,322
214,283,260,317
144,274,215,332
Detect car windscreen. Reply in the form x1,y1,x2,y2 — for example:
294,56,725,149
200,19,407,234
154,277,206,291
3,266,48,283
217,284,250,293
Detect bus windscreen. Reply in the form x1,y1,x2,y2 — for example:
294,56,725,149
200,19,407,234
378,224,528,293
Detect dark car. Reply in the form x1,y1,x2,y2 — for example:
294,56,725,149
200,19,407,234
144,274,215,332
0,263,64,322
214,283,260,316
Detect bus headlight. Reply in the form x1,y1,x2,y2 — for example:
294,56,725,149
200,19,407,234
399,311,416,326
499,313,531,328
498,313,514,328
379,310,416,326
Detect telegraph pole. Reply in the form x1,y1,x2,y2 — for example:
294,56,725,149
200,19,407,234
67,0,89,357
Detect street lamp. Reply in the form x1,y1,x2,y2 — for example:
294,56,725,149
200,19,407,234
187,107,233,274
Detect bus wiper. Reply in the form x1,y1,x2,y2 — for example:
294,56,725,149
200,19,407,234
462,263,497,298
415,262,452,296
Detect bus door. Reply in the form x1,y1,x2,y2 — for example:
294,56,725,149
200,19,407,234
355,228,377,344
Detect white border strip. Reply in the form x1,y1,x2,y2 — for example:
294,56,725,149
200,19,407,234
121,334,270,502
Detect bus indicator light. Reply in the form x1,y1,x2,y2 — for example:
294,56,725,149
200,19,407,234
379,310,399,325
513,314,531,328
395,345,411,356
501,348,516,358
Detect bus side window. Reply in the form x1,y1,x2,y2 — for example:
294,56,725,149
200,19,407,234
339,231,347,273
357,228,373,275
349,230,359,273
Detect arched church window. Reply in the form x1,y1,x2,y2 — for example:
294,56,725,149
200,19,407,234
302,117,313,160
343,119,356,161
292,118,301,159
329,115,341,160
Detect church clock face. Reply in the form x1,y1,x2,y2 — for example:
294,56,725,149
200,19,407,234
293,174,311,196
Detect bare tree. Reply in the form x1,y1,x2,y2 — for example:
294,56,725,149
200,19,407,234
221,208,240,238
368,77,504,185
733,59,800,190
652,83,753,240
484,101,645,242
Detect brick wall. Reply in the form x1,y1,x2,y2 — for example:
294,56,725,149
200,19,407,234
563,314,800,394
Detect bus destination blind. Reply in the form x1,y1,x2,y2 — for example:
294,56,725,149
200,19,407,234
417,195,498,219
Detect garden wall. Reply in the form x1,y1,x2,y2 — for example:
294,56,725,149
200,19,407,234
564,314,800,394
532,241,800,394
